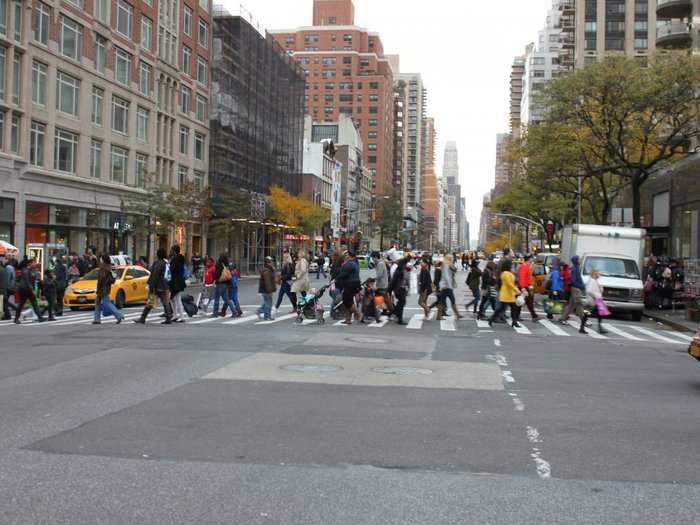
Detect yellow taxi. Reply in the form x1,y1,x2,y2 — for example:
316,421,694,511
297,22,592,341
64,265,151,310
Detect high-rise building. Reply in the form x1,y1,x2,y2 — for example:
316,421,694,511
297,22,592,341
510,55,526,136
420,117,440,250
270,0,394,195
576,0,657,68
656,0,700,52
391,74,408,208
494,133,511,191
0,0,211,261
443,141,465,251
397,73,426,216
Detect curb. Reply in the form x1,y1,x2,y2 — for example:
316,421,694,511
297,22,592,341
644,311,695,334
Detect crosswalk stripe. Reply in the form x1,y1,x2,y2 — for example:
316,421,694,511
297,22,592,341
604,324,646,341
300,319,318,326
664,331,693,343
256,313,297,325
626,325,686,344
369,318,389,328
440,319,456,331
190,314,232,324
567,320,608,339
512,323,532,335
539,319,570,336
222,314,259,326
407,314,423,330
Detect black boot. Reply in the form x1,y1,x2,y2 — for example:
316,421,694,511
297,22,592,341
579,315,589,334
134,306,151,324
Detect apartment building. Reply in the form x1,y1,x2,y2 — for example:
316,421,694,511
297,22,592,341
270,0,394,196
391,75,407,203
655,0,700,52
396,72,426,221
509,55,526,136
0,0,211,261
576,0,657,68
420,117,440,250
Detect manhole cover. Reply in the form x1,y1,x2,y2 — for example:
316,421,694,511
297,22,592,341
346,336,390,344
371,366,433,376
282,364,342,373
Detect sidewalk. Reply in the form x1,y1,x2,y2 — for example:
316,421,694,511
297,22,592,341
644,308,697,334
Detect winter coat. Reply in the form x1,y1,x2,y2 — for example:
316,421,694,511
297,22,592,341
499,271,520,303
54,261,67,288
418,267,433,294
336,258,360,286
148,259,170,293
548,268,564,294
291,257,310,293
466,267,482,290
169,253,186,294
0,263,7,295
586,278,603,304
41,277,58,301
374,260,389,289
570,256,585,291
280,262,294,283
259,265,276,294
96,264,115,296
439,264,457,291
517,262,534,289
481,268,494,291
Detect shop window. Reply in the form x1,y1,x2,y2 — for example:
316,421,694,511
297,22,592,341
26,201,49,224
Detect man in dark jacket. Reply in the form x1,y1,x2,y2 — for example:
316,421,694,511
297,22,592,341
40,269,58,321
275,251,296,312
53,256,67,316
135,248,173,324
257,257,277,320
169,245,187,323
465,260,483,314
93,255,125,325
559,255,586,324
418,258,433,319
0,256,8,320
336,251,362,325
13,259,45,324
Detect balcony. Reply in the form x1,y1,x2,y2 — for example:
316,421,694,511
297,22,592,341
559,0,575,15
656,0,692,19
657,21,693,48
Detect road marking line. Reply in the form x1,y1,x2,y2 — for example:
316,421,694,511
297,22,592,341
300,319,318,326
527,426,542,443
509,392,525,411
567,320,607,339
440,318,456,331
256,313,297,325
512,323,532,335
494,339,502,347
190,315,229,324
368,318,389,328
531,448,552,479
626,325,686,344
502,370,515,383
222,314,259,326
539,319,569,336
604,324,646,341
663,331,693,343
407,314,423,330
477,319,490,329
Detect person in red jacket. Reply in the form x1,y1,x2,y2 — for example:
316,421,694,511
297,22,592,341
560,263,572,300
199,257,216,313
517,254,539,321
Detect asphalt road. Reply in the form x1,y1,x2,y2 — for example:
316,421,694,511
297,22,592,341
2,269,700,524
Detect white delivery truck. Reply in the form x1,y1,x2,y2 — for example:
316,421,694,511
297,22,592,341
560,225,645,321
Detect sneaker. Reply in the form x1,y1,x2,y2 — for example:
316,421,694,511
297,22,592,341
579,328,588,334
92,321,101,325
13,319,20,325
116,317,124,325
512,322,522,328
133,318,146,324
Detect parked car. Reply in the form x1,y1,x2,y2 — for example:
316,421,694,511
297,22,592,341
63,265,150,310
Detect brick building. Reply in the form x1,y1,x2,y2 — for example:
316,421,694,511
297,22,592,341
0,0,211,262
269,0,394,195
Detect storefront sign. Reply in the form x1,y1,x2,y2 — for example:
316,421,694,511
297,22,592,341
284,234,310,241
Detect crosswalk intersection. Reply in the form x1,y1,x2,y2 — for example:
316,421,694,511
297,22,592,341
0,304,693,346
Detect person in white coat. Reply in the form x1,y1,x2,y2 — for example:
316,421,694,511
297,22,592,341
291,250,310,302
581,269,608,335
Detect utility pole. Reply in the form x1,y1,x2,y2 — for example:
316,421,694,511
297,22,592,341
577,175,582,225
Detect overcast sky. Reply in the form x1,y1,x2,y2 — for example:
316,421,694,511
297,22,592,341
219,0,553,241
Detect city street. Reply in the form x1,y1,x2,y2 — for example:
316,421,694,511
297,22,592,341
2,271,700,524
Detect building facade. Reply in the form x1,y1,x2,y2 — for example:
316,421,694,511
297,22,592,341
389,58,407,210
270,0,394,196
655,0,700,52
396,72,426,219
419,117,439,250
0,0,211,262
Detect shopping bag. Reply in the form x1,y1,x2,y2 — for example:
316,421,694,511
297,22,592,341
544,299,566,315
595,298,611,317
101,303,114,317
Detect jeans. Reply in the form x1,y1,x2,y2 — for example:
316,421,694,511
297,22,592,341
490,301,519,325
14,289,41,321
478,293,497,316
221,286,241,316
439,288,456,307
466,286,481,309
213,282,235,316
258,293,273,319
94,293,124,322
276,281,297,310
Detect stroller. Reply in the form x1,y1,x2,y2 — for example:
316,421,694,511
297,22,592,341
295,286,328,324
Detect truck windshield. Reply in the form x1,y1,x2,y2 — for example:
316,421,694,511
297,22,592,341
583,257,640,279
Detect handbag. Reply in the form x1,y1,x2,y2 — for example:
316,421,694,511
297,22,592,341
515,295,525,307
595,297,611,317
219,266,232,282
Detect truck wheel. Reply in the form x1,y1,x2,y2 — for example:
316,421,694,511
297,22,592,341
631,311,643,322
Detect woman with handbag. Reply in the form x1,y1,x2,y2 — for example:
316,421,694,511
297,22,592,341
488,259,522,329
212,254,236,318
581,269,609,335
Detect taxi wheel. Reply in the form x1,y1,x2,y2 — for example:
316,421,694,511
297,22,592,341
115,290,126,309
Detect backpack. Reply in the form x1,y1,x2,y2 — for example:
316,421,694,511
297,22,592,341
181,294,198,317
164,262,172,282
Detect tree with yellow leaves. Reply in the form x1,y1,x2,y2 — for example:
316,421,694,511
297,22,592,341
269,186,329,237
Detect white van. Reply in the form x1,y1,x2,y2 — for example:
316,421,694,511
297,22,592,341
560,225,645,321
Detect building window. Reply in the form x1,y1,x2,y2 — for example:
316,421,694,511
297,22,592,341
634,38,648,50
13,0,21,42
31,61,47,106
139,61,151,96
34,2,49,44
179,125,189,154
196,57,207,85
183,6,192,36
94,0,108,24
199,0,209,10
368,156,376,164
193,170,204,191
111,96,129,135
59,16,83,61
368,144,377,151
198,20,208,48
90,139,102,178
0,47,6,101
94,34,107,73
110,145,128,184
91,86,103,126
54,129,78,173
56,72,80,116
11,51,19,105
140,16,153,51
368,119,377,127
135,153,147,188
29,121,44,166
116,0,133,38
136,106,149,142
196,94,207,122
115,47,131,86
182,45,192,75
180,85,191,114
194,132,204,160
178,165,188,189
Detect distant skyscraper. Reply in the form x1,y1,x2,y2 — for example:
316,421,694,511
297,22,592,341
443,142,465,250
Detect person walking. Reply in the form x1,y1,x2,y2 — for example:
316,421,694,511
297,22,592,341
545,259,565,320
559,255,586,326
389,256,412,325
478,261,498,320
199,257,216,314
275,252,297,313
169,245,187,323
465,259,482,314
134,248,173,324
13,260,45,324
212,254,236,318
335,251,362,325
291,249,310,302
517,255,539,321
428,258,445,316
581,269,608,335
257,256,277,320
417,257,433,320
437,255,463,321
315,251,327,279
53,256,67,316
40,269,58,321
220,261,243,317
489,259,522,329
372,251,392,316
3,257,16,320
0,255,8,320
93,255,125,325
